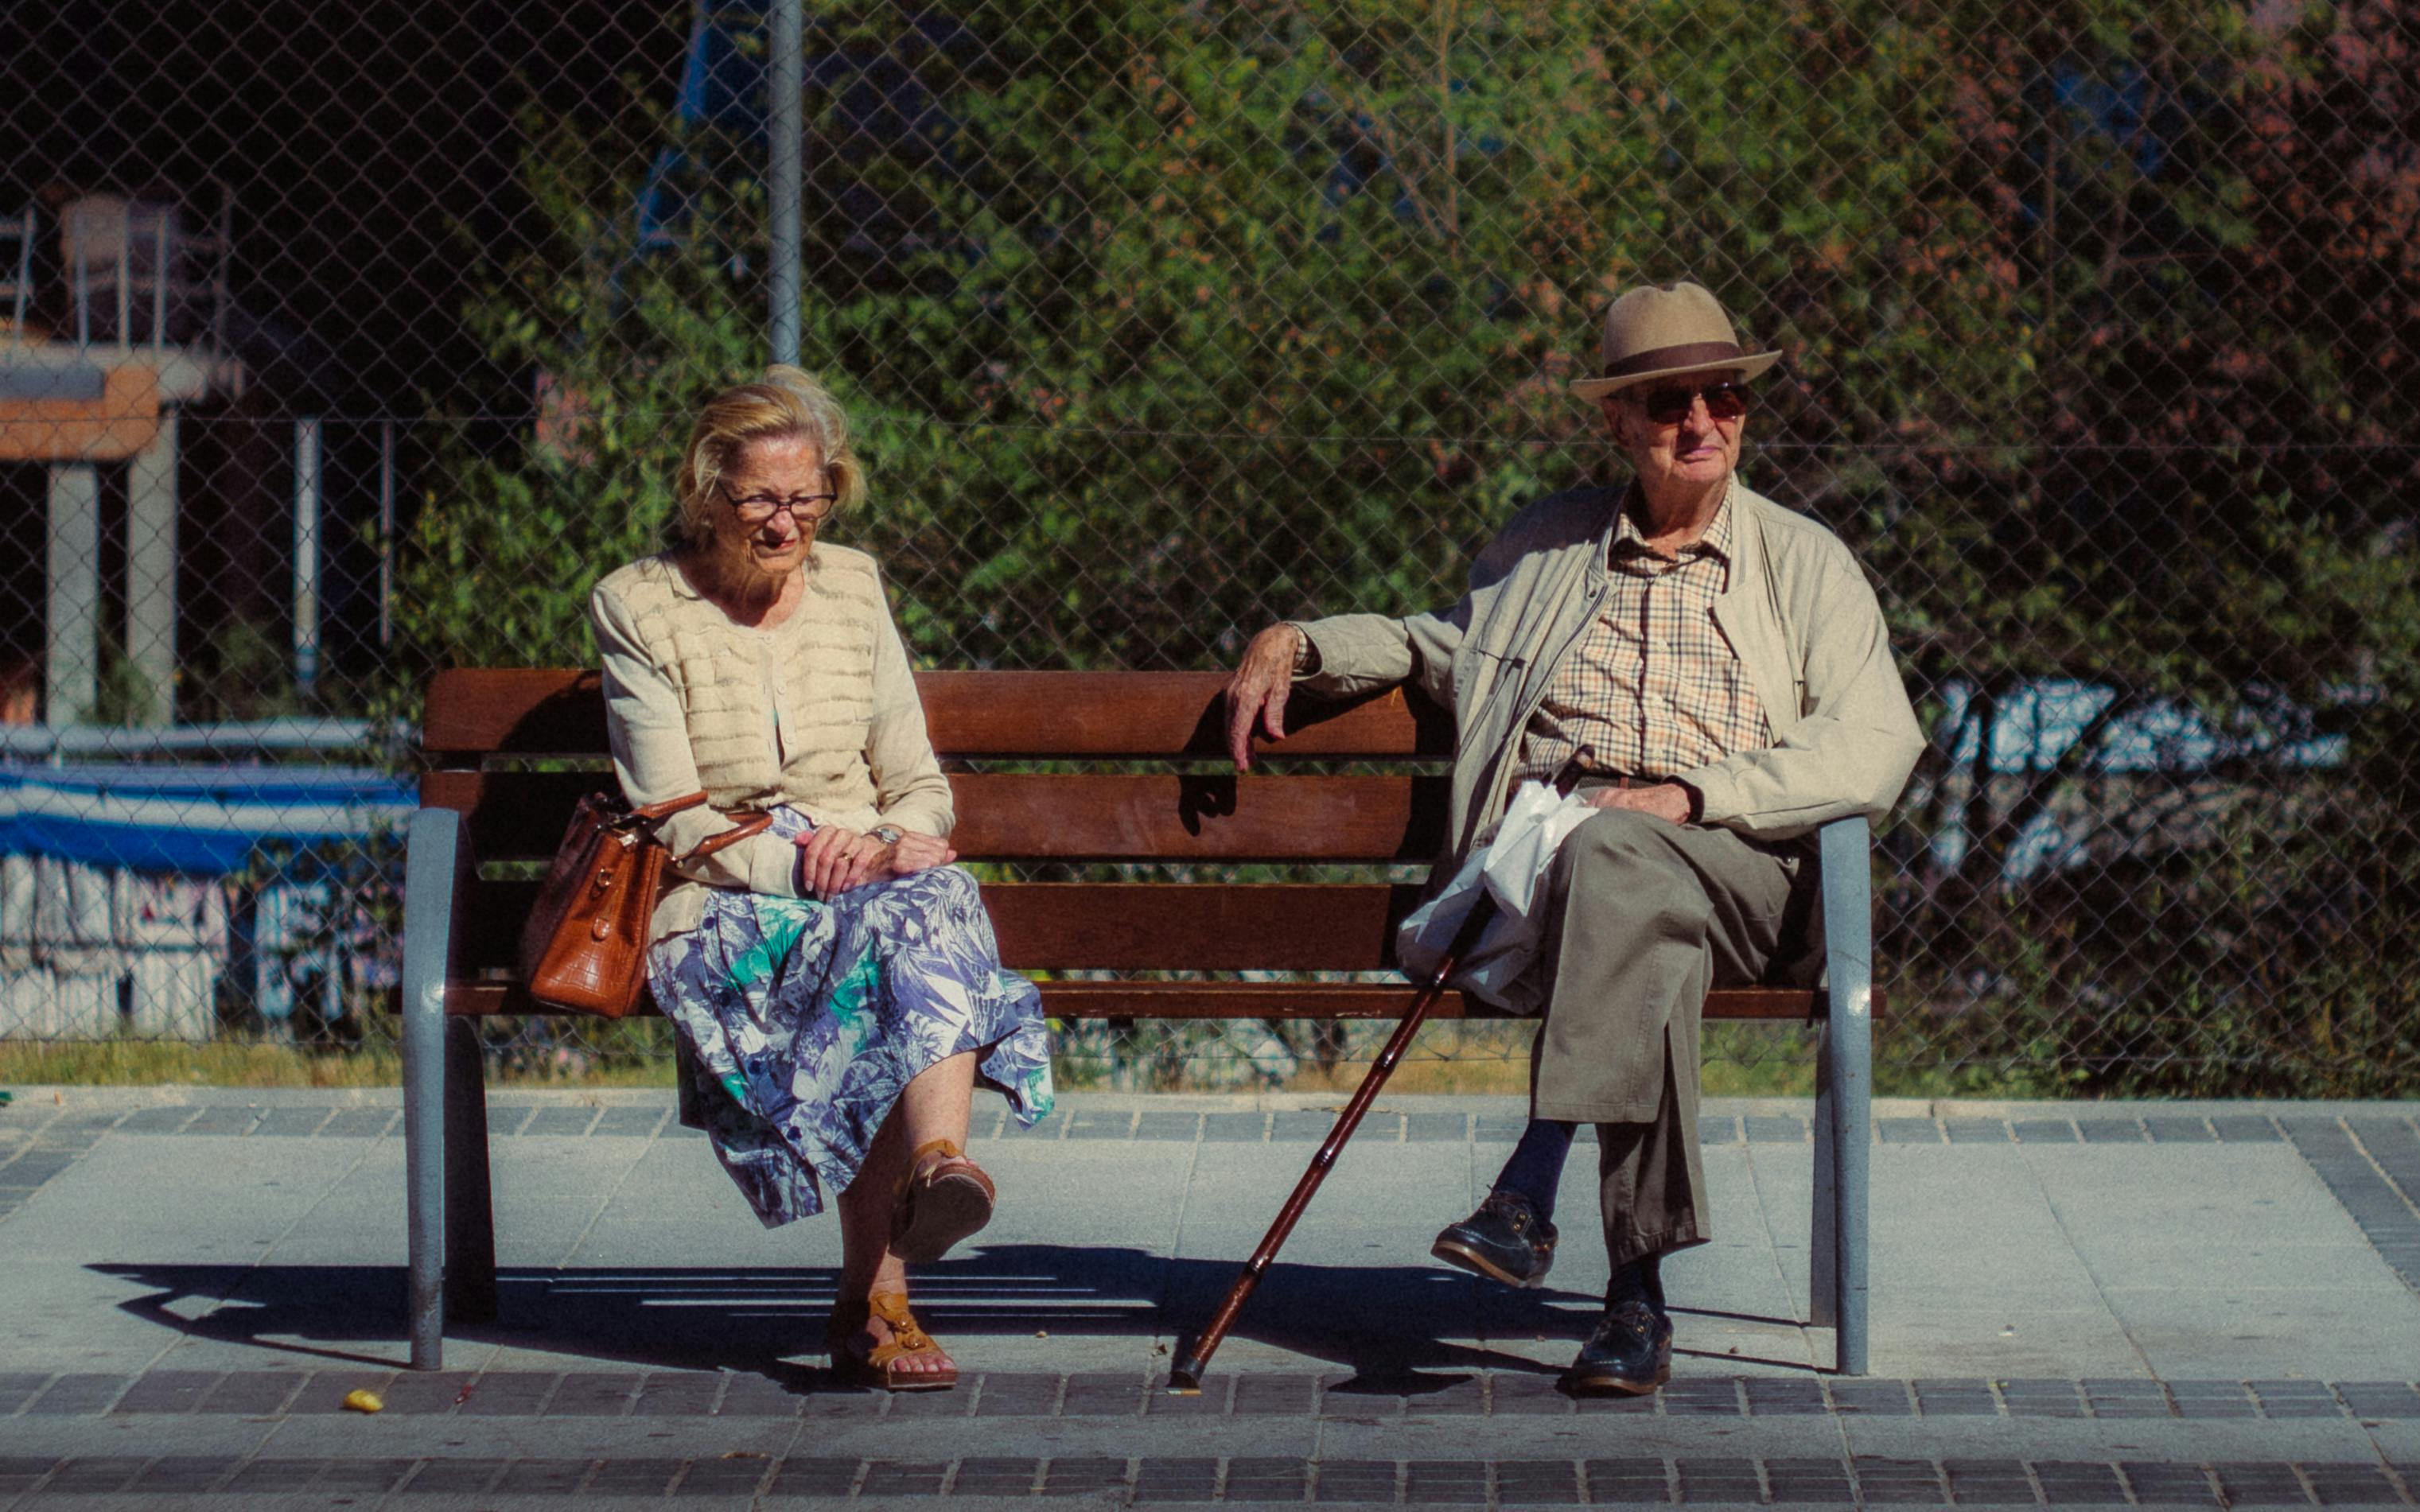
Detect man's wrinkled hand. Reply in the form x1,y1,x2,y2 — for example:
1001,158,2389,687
1583,781,1693,825
1224,623,1305,771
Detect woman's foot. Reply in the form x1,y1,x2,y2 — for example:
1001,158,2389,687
827,1291,958,1391
890,1138,996,1263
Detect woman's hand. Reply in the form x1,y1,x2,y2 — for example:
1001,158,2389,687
885,830,956,876
794,824,959,897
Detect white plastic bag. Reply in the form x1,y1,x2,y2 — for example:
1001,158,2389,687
1395,780,1601,1009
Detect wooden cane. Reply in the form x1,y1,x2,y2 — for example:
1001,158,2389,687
1165,891,1502,1393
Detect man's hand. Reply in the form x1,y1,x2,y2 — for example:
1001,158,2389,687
1583,781,1693,825
1224,623,1305,771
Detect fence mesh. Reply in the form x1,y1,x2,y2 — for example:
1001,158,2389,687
2,0,2415,1094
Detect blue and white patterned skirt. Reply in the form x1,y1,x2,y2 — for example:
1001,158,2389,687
644,810,1054,1226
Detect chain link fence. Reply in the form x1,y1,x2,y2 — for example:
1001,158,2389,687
2,1,2414,1094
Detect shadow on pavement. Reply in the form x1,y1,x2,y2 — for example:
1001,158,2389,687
94,1244,1636,1384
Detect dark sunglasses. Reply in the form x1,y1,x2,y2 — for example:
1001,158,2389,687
1629,381,1749,425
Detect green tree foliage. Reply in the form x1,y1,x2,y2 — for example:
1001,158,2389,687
396,0,2419,1091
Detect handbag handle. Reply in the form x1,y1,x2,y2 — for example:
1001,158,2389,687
673,807,776,866
630,791,711,822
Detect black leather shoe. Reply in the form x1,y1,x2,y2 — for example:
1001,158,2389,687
1564,1299,1673,1395
1430,1190,1557,1289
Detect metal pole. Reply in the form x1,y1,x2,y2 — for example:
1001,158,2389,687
152,212,169,352
293,418,321,696
44,464,101,725
1817,816,1873,1375
768,0,803,367
378,421,395,647
126,411,180,727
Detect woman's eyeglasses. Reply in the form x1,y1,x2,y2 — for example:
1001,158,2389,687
1629,381,1749,426
719,481,838,525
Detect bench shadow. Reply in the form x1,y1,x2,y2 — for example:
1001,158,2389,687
93,1244,1636,1389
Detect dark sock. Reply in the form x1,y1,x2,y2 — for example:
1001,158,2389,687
1607,1254,1665,1315
1492,1118,1577,1222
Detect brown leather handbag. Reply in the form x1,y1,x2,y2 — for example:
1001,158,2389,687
519,791,774,1016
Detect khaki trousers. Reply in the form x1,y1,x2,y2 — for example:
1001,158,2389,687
1528,807,1803,1267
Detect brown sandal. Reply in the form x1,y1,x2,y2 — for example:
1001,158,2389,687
825,1291,958,1392
890,1138,996,1263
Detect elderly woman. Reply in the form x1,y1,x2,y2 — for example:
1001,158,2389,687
591,366,1053,1392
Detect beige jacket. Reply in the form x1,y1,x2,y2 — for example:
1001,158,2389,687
590,547,953,943
1297,480,1922,886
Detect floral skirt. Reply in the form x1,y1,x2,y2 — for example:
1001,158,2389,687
645,814,1054,1226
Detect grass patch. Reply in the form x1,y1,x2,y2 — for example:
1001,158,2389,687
0,1040,674,1090
5,1022,2047,1098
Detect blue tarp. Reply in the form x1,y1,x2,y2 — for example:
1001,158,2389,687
0,765,415,875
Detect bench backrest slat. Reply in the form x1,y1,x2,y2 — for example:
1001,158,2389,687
424,668,1450,760
422,771,1451,864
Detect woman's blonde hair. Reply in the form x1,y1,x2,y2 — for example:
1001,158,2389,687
672,365,867,545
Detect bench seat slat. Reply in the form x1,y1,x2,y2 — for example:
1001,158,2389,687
442,980,1829,1021
422,772,1452,863
424,668,1449,760
459,880,1435,972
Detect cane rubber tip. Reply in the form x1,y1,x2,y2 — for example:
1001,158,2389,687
1165,1353,1208,1395
1164,1380,1203,1397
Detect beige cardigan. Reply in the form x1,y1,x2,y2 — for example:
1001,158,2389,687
1296,480,1923,884
589,547,954,944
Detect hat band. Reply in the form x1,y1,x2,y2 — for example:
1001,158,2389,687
1601,340,1745,379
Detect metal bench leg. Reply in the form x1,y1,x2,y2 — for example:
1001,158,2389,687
1817,817,1873,1376
443,1016,499,1323
1809,1018,1837,1330
401,808,469,1370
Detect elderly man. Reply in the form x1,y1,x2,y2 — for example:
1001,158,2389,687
1224,280,1921,1393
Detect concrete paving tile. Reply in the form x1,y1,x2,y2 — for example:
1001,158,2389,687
521,1106,601,1137
23,1374,126,1415
107,1369,221,1413
2120,1460,2224,1504
1866,1310,2151,1380
0,1374,49,1414
2107,1289,2420,1379
180,1106,267,1136
2302,1464,2406,1504
112,1107,201,1135
319,1109,399,1138
35,1455,150,1495
196,1371,307,1415
2084,1246,2396,1290
1940,1457,2039,1504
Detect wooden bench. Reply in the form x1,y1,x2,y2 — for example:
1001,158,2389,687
399,668,1877,1375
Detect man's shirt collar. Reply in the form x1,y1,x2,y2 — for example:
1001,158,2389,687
1613,480,1736,564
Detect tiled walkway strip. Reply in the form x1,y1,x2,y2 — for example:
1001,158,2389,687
2282,1118,2420,1293
1,1452,2417,1502
4,1369,2419,1421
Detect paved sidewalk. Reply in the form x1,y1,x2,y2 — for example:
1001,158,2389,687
1,1087,2417,1508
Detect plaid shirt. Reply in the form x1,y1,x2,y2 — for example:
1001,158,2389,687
1514,488,1773,787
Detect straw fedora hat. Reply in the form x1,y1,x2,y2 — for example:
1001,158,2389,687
1570,281,1780,401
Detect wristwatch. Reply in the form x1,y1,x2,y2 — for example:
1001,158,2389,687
870,824,904,846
